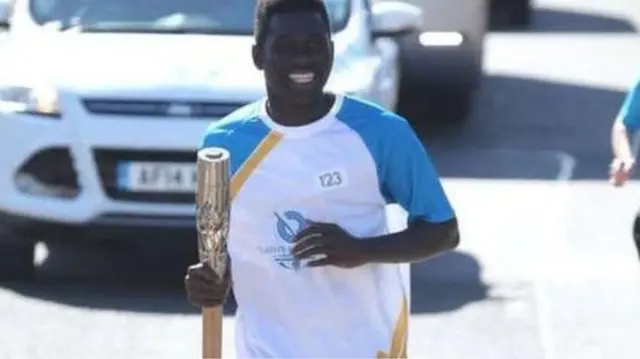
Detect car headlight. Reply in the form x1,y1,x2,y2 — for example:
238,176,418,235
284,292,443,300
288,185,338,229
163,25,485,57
0,86,61,117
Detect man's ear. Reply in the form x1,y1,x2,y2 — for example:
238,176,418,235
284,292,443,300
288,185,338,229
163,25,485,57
252,44,264,70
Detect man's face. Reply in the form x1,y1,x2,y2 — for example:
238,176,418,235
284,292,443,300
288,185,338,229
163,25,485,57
255,11,334,102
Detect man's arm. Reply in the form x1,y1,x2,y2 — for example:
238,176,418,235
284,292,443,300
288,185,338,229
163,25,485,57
610,77,640,185
612,78,640,160
361,218,458,264
292,111,458,268
360,115,459,264
612,118,634,162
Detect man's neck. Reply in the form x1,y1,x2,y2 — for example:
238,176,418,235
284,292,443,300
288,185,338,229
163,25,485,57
266,92,336,127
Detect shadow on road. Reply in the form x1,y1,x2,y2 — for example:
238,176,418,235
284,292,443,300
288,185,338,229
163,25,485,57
406,74,627,181
411,251,489,314
0,244,488,316
494,8,637,33
0,240,235,315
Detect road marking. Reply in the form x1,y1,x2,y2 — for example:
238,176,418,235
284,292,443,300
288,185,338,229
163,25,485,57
534,150,576,359
428,148,579,358
555,151,577,181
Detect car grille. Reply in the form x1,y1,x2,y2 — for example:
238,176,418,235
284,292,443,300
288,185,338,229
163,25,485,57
82,99,245,118
94,149,196,203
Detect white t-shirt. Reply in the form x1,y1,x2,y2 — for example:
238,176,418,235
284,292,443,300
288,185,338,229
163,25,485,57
200,94,455,358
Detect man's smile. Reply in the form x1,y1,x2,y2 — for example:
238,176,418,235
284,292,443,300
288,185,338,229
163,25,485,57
288,71,316,84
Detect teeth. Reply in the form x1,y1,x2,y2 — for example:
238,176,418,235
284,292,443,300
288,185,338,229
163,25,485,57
289,72,314,84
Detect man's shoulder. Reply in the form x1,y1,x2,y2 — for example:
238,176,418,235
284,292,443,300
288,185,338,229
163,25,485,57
337,95,414,139
201,101,270,146
204,101,264,133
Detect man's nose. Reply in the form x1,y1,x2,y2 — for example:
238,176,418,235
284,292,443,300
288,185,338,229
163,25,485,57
289,55,315,68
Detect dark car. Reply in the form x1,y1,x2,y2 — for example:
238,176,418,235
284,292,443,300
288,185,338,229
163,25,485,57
489,0,532,29
390,0,488,122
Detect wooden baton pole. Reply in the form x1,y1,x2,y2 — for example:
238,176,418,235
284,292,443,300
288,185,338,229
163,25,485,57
203,307,223,358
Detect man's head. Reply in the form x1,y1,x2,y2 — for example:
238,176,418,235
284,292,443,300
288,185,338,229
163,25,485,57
252,0,334,103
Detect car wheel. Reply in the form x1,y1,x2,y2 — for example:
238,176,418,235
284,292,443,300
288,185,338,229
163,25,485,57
0,240,36,281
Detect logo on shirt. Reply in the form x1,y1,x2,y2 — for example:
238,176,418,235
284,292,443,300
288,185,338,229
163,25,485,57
259,210,309,270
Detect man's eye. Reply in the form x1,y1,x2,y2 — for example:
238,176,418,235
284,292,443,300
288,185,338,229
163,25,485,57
307,39,325,48
274,42,293,54
306,42,320,51
273,39,324,55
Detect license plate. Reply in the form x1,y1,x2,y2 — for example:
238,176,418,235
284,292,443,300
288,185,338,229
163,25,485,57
117,162,196,193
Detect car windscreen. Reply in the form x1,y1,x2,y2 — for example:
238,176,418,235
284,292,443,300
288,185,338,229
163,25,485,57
28,0,351,33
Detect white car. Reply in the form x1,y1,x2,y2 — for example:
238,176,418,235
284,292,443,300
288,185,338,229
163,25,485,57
0,0,422,279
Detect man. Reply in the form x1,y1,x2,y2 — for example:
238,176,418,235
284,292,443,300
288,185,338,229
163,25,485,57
609,75,640,259
184,0,460,357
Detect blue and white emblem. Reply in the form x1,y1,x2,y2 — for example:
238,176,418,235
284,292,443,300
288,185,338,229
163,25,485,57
273,210,309,269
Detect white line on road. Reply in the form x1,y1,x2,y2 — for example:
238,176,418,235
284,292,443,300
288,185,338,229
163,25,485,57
555,151,577,182
534,150,576,359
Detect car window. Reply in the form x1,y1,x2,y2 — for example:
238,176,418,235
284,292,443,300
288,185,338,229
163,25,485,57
27,0,351,33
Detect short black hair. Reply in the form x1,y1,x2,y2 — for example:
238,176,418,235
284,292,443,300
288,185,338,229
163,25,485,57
254,0,331,47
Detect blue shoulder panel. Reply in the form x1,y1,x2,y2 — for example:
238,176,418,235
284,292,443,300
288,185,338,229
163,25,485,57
336,96,455,223
200,102,271,176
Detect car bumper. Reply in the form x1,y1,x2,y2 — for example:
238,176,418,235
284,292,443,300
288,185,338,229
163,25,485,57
0,209,196,242
0,99,225,231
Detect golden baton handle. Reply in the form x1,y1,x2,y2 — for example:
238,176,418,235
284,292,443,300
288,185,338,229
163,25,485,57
196,147,231,359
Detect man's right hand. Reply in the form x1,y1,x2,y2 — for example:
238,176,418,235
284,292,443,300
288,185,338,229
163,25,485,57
184,263,231,308
609,157,635,187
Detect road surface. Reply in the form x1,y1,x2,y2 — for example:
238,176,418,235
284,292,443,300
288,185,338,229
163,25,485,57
2,0,640,358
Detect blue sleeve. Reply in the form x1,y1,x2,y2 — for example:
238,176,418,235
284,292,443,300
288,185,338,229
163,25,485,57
378,117,455,224
200,123,225,150
200,120,235,150
197,103,272,177
620,78,640,131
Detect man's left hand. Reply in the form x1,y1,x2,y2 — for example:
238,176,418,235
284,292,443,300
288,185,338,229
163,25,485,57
291,221,369,268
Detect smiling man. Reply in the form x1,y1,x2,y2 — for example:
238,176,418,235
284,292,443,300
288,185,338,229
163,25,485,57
183,0,460,357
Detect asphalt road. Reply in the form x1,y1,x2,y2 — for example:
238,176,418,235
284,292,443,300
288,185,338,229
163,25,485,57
3,0,640,358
